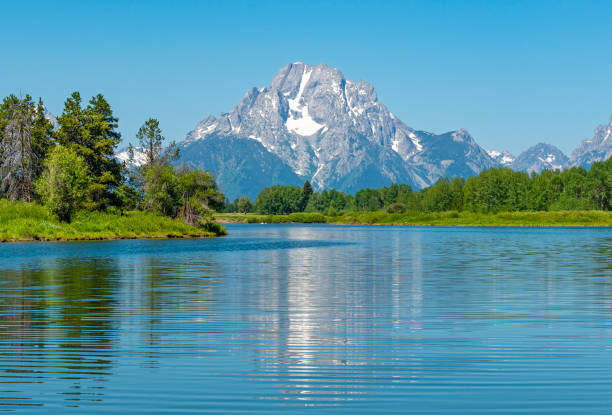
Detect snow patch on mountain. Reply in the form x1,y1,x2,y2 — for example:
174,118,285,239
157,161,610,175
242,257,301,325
408,132,422,152
285,68,325,136
391,139,400,153
487,149,515,166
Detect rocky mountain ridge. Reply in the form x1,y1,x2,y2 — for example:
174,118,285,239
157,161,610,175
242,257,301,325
569,114,612,168
485,114,612,175
510,143,569,173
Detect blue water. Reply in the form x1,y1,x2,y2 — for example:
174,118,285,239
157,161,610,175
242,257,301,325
1,224,612,413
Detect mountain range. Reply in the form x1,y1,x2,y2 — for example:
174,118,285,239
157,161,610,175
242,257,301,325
485,114,612,175
119,63,612,200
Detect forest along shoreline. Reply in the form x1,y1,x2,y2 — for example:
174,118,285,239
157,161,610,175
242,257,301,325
219,157,612,227
0,93,227,242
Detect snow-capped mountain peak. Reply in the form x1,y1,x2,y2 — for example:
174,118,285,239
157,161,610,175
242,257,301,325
511,143,568,173
177,63,498,198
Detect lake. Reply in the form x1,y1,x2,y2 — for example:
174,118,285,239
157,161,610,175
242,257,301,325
1,224,612,413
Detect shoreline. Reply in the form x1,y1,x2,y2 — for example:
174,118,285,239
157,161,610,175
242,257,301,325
215,211,612,228
218,220,612,228
219,220,612,228
0,232,219,244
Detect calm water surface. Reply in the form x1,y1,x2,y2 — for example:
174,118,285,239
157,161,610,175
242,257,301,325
1,224,612,413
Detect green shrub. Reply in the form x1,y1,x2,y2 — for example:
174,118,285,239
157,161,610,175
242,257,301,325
201,220,227,235
287,212,326,223
36,146,91,222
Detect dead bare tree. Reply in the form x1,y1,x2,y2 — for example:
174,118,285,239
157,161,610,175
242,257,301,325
1,98,36,202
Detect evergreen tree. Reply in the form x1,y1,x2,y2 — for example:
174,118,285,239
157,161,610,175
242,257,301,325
300,180,313,211
135,118,165,166
31,98,55,178
54,92,123,209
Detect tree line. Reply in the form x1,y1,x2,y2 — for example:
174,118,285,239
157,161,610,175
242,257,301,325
0,93,223,231
225,158,612,215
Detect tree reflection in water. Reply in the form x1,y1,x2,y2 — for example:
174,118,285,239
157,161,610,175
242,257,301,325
0,257,118,407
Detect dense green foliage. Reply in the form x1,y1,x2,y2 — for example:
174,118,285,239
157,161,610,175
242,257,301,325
126,118,223,230
236,158,612,215
0,92,225,238
141,164,224,228
36,146,91,221
254,185,304,214
55,92,123,209
237,196,253,213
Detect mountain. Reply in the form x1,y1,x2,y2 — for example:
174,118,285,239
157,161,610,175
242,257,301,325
408,129,498,184
178,136,303,200
179,62,497,199
569,114,612,168
486,149,515,167
116,141,303,201
511,143,568,173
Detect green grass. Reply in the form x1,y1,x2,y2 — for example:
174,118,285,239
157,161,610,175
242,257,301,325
0,200,226,242
328,210,612,226
216,212,327,224
216,210,612,227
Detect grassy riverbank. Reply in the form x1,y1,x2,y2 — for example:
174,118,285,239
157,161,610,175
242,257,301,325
0,200,226,242
215,211,612,227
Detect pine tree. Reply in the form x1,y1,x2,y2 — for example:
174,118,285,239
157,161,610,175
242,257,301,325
300,180,313,211
31,98,55,178
54,92,123,208
135,118,165,166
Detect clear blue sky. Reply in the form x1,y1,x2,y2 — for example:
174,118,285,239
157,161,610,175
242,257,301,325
1,0,611,155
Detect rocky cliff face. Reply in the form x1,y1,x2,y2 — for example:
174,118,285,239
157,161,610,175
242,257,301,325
180,62,496,199
570,114,612,168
